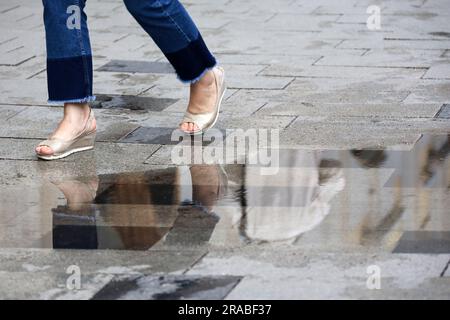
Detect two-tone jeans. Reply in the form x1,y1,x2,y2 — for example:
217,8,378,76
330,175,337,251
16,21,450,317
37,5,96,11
42,0,217,104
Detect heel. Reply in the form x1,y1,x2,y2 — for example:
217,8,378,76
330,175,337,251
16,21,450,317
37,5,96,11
73,131,96,150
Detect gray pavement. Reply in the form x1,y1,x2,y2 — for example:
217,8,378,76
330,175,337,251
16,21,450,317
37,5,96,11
0,0,449,299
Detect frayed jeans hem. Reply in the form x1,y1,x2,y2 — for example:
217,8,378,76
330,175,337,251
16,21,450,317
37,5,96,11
178,62,218,84
47,96,97,105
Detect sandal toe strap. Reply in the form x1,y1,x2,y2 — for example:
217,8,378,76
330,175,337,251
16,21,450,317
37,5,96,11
38,138,66,153
181,111,214,130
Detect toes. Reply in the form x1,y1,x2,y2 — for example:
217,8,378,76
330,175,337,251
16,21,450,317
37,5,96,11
180,122,200,134
36,146,54,156
180,122,189,132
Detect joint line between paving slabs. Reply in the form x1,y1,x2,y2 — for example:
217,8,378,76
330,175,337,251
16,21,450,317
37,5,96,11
255,64,271,76
117,125,146,142
182,251,209,275
400,90,412,103
264,13,278,23
334,39,345,49
312,56,324,66
284,115,298,129
225,88,240,101
114,34,131,43
137,85,156,96
440,259,450,277
281,78,296,90
0,158,38,162
0,36,18,46
5,107,27,121
251,102,268,116
433,104,446,118
1,5,20,14
419,68,430,79
222,277,243,300
0,55,36,67
27,68,46,80
143,144,163,163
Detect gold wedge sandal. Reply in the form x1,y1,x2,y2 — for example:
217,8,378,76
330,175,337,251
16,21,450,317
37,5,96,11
36,109,96,161
180,66,226,135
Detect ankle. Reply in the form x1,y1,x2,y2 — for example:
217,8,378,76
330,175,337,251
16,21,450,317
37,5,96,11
63,103,91,121
64,103,90,114
194,70,215,87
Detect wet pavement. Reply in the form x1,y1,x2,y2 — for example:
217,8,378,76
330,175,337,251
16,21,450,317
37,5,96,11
1,0,450,299
0,134,449,299
1,134,449,253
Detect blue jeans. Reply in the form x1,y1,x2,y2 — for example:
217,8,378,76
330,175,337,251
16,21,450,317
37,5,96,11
42,0,216,103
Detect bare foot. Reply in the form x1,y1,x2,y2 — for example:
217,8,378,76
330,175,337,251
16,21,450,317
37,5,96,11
35,103,96,156
180,67,222,133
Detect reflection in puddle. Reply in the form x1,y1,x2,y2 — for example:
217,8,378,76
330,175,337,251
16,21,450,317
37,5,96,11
1,134,449,252
46,165,226,250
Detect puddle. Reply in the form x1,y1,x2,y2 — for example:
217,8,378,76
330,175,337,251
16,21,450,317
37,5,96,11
91,94,177,111
0,134,449,252
91,275,241,300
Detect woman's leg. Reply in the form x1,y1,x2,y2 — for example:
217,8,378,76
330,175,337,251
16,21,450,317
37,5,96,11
37,0,96,156
123,0,223,133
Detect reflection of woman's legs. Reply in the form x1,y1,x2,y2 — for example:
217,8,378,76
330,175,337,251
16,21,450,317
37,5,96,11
53,178,99,211
189,165,227,212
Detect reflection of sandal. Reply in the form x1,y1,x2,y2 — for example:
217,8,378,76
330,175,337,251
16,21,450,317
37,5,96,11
180,67,226,135
36,109,96,160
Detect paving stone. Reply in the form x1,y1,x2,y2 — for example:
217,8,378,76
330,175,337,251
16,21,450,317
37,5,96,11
208,29,343,56
0,271,112,300
436,104,450,119
0,78,47,105
423,62,450,79
0,105,152,141
93,72,156,98
97,60,175,74
95,121,140,142
255,102,442,118
216,114,295,129
261,65,426,79
92,94,178,112
339,39,450,50
317,48,445,68
92,275,241,300
0,137,160,173
0,55,46,80
281,118,449,148
0,104,26,121
393,231,450,254
120,127,182,145
216,52,359,66
263,13,342,31
285,78,411,104
403,79,450,103
226,75,294,90
187,252,450,299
